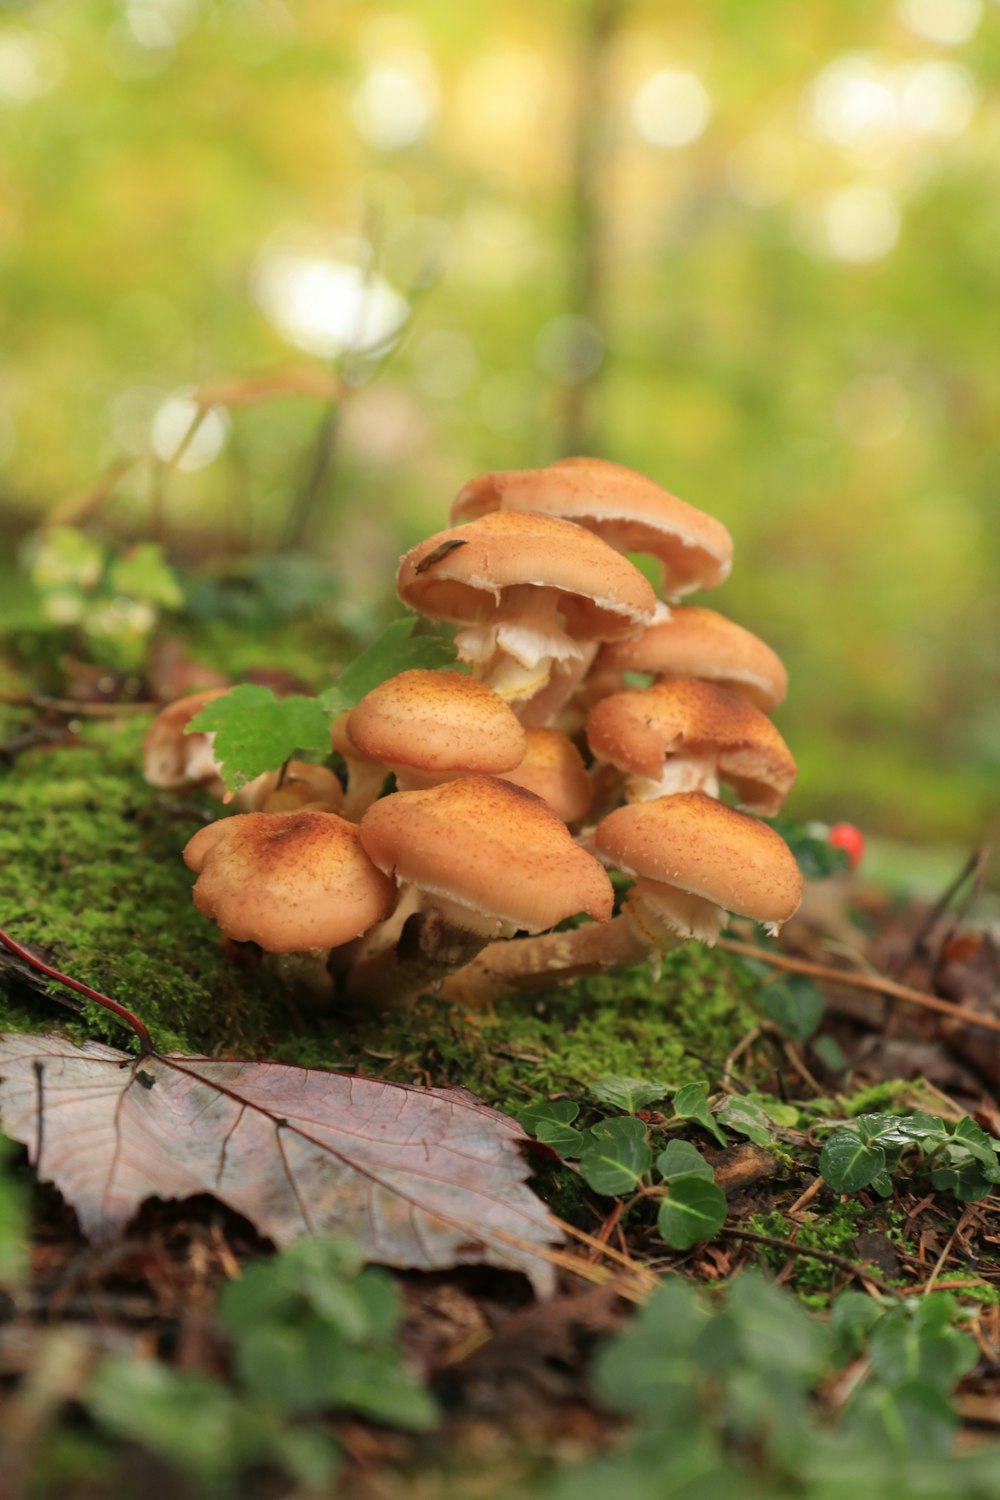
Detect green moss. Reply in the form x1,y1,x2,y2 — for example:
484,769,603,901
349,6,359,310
745,1203,868,1299
0,717,756,1110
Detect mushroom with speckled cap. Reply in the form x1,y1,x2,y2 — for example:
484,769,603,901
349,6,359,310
592,606,788,713
597,791,803,947
499,728,592,827
586,678,796,814
349,776,613,1002
183,810,396,953
452,457,732,601
346,669,527,793
396,510,655,707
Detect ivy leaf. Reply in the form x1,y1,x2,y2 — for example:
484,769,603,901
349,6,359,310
658,1175,727,1250
657,1139,714,1182
760,976,825,1041
318,618,454,716
517,1100,585,1157
588,1075,671,1113
672,1083,727,1146
951,1117,1000,1180
579,1117,651,1196
819,1130,886,1193
928,1162,993,1201
186,684,332,791
716,1096,774,1148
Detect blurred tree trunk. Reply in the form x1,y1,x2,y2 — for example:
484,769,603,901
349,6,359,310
562,0,624,457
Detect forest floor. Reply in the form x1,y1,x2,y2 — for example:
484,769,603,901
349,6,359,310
1,597,998,1500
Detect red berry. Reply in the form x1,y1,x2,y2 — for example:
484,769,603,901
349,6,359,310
827,822,864,868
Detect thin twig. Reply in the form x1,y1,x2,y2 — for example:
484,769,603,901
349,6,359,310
0,925,153,1055
723,1227,905,1299
718,937,1000,1039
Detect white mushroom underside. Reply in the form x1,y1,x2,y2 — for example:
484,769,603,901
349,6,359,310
628,881,728,946
626,754,721,803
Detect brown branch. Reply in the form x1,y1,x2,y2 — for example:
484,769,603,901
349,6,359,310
718,937,1000,1040
722,1227,905,1299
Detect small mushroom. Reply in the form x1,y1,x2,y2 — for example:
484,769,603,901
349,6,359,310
498,728,592,827
597,791,803,946
586,678,797,814
350,775,613,1001
234,761,345,814
143,688,231,796
345,669,526,792
592,605,788,713
183,810,396,953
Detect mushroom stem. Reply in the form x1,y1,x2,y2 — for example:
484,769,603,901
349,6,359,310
342,908,493,1008
438,913,660,1003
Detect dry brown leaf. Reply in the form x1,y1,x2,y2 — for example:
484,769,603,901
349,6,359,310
0,1034,558,1294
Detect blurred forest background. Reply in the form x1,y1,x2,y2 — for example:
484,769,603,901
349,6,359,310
0,0,997,853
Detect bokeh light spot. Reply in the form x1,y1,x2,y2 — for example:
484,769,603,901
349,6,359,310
897,0,981,45
151,393,230,470
631,69,711,148
824,186,900,262
535,316,604,384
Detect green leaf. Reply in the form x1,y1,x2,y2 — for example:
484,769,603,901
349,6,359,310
588,1075,671,1113
657,1139,714,1182
951,1116,1000,1179
0,1137,27,1290
108,543,184,610
658,1175,727,1250
811,1034,847,1072
517,1100,585,1157
760,976,825,1041
716,1096,774,1147
672,1083,727,1146
579,1116,652,1196
819,1130,887,1193
766,815,849,879
186,684,332,791
928,1162,993,1201
318,617,454,716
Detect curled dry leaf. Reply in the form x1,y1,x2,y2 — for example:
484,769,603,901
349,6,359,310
0,1034,558,1295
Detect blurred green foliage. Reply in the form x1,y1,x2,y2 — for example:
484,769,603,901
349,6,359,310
1,0,998,843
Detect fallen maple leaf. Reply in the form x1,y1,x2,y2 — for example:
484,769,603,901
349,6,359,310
0,1034,558,1294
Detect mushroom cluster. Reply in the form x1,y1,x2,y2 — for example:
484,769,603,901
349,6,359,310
144,457,804,1004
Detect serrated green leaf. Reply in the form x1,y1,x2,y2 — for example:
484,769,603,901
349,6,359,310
658,1176,727,1250
318,618,455,716
588,1075,670,1113
657,1139,714,1182
717,1096,774,1147
760,976,825,1041
819,1130,886,1193
516,1100,585,1157
186,684,332,791
672,1083,727,1146
579,1116,651,1196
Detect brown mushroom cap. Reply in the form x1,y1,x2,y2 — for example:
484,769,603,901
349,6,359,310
397,510,656,643
596,792,803,928
452,457,733,600
183,810,396,952
586,678,797,815
346,670,526,776
358,776,613,933
143,688,230,791
595,606,788,712
499,728,592,826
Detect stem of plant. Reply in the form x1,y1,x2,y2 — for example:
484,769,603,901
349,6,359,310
0,925,154,1056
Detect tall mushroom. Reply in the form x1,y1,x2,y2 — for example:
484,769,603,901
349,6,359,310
452,456,732,601
396,511,656,709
